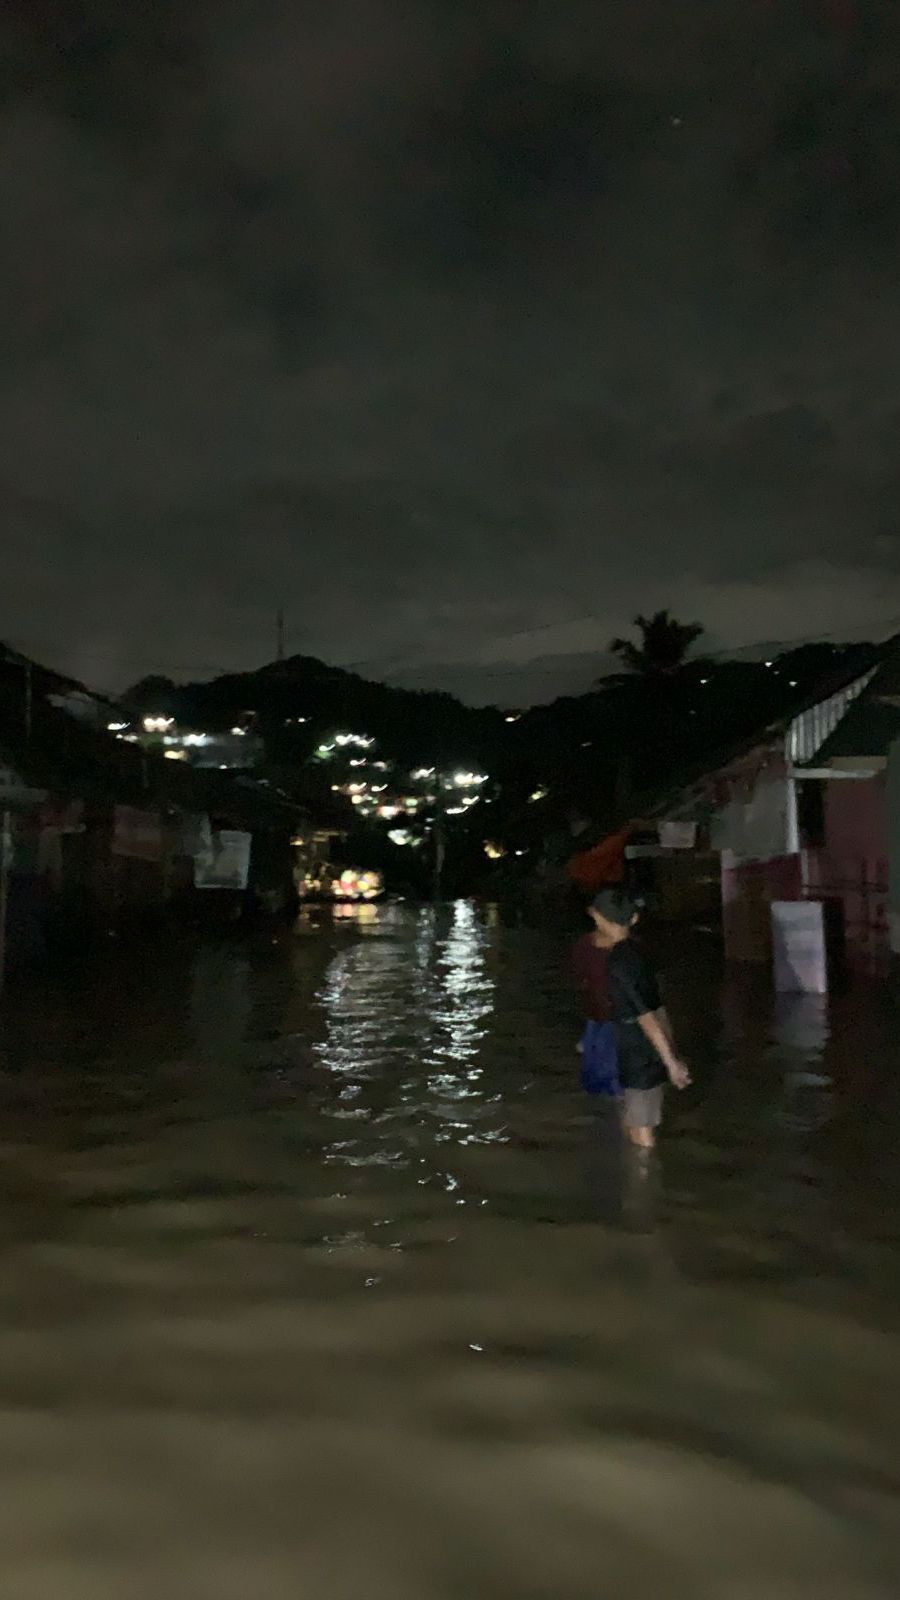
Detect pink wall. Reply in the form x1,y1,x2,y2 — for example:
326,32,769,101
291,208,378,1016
803,776,888,968
722,854,803,962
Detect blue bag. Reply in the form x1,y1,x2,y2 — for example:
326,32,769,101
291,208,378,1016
579,1020,621,1097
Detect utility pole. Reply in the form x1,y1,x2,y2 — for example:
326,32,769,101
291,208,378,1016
276,609,285,663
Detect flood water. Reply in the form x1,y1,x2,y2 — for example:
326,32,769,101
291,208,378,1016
0,900,899,1597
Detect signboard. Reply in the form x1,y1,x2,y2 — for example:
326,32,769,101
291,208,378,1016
771,900,828,995
659,820,697,850
112,806,163,862
194,829,251,891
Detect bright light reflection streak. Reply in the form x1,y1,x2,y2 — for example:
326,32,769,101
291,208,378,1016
432,900,495,1080
314,903,505,1202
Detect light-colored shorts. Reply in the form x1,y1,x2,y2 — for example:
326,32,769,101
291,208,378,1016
621,1086,664,1129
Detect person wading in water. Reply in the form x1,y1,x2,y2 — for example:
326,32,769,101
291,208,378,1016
574,888,690,1149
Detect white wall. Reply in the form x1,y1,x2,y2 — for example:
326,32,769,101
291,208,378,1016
710,776,794,864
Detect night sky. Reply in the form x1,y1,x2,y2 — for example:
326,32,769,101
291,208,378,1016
3,2,900,704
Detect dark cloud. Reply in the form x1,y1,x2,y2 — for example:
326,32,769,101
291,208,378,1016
1,1,900,702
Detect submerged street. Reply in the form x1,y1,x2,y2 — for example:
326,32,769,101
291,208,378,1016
0,902,898,1597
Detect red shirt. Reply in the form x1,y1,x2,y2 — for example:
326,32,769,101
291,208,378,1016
572,933,612,1022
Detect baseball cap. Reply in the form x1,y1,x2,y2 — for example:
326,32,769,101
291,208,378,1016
590,887,640,926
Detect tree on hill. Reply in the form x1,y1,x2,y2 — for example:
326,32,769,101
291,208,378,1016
123,675,178,715
607,610,704,678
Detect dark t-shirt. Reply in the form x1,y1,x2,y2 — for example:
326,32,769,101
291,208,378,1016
607,939,667,1091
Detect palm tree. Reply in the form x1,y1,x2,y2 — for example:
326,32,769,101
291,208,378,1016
608,610,704,678
599,611,705,809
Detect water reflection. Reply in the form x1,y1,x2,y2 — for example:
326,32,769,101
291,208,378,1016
0,910,896,1595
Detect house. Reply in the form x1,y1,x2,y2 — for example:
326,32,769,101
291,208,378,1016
0,644,312,972
656,637,900,972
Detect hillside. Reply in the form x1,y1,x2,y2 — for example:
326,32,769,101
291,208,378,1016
123,638,882,838
125,654,506,770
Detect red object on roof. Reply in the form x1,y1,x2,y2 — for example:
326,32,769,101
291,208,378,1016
567,826,630,893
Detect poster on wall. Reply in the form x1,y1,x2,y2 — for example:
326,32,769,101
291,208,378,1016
194,829,251,891
112,806,163,862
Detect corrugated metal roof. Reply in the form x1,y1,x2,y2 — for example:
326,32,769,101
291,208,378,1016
797,697,900,767
792,638,900,768
787,667,877,764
